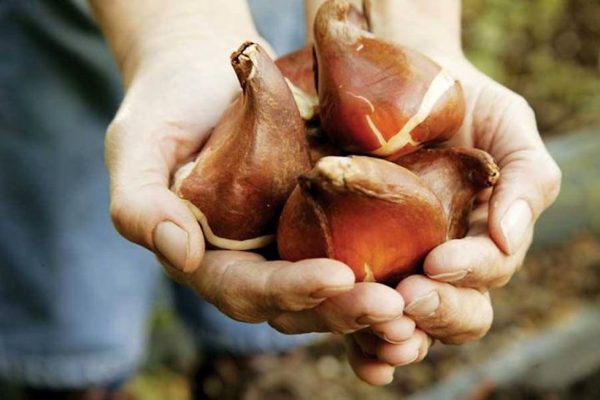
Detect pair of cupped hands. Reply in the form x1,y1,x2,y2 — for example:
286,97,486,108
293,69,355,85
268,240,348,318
105,22,560,384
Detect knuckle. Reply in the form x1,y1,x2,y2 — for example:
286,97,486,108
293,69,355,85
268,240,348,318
469,305,494,341
109,197,132,238
109,192,150,247
265,283,286,310
542,159,562,205
427,290,493,343
331,325,359,335
512,94,536,121
436,290,462,328
464,297,494,342
324,315,361,334
213,281,244,321
268,319,295,335
104,119,127,164
423,310,459,338
217,297,255,323
268,315,306,335
490,259,522,288
490,272,513,288
105,119,122,144
265,270,305,312
270,291,306,313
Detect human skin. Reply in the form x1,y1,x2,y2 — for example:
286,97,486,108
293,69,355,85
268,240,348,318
306,0,562,385
89,0,406,359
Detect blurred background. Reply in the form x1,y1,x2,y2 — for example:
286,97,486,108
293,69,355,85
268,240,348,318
1,0,599,399
121,1,600,399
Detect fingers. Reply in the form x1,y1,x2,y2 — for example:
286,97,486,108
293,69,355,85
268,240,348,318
375,329,431,365
270,283,404,334
424,202,532,289
348,328,432,385
371,316,416,344
476,91,561,255
354,329,431,366
346,336,395,386
397,275,493,344
106,118,206,273
174,252,356,323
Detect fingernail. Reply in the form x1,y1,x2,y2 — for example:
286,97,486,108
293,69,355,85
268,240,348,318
429,269,468,282
393,351,419,367
405,291,440,317
154,221,189,271
384,372,395,385
356,314,399,326
500,199,532,254
375,332,409,344
312,285,354,299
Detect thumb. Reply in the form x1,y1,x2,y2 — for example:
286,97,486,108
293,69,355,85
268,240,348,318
487,98,561,255
106,120,205,273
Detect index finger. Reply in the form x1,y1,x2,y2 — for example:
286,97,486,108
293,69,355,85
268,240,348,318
476,90,561,254
166,251,356,323
424,202,532,289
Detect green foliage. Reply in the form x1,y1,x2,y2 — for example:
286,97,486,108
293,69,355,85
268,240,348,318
463,0,600,134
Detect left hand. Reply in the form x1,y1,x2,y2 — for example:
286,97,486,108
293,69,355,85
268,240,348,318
346,47,561,387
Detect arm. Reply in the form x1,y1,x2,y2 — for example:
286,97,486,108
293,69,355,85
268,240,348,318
303,0,561,385
89,0,262,272
90,0,259,85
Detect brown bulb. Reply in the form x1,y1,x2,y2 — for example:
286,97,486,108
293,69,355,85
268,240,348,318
275,2,369,122
313,0,465,159
277,155,447,284
173,42,311,250
397,147,500,239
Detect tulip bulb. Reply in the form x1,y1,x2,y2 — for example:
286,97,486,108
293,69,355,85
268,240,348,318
313,0,465,159
397,147,500,239
278,149,500,284
277,156,447,283
173,42,311,250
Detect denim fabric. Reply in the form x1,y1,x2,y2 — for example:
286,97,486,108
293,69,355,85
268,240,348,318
248,0,306,56
0,0,311,389
172,284,321,357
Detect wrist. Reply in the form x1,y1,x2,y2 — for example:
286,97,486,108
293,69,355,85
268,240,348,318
366,0,463,60
124,30,262,87
90,0,260,86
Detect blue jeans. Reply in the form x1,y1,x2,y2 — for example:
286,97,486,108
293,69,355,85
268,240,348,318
0,0,314,389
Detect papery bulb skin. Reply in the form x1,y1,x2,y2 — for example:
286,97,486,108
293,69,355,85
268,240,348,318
276,46,317,98
397,147,500,239
276,47,319,121
313,0,465,159
173,42,311,250
277,156,447,284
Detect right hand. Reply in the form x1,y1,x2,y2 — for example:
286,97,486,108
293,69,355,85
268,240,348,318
105,36,405,334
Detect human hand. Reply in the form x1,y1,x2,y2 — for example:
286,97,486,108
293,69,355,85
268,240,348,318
341,0,562,384
104,31,405,336
163,251,404,334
